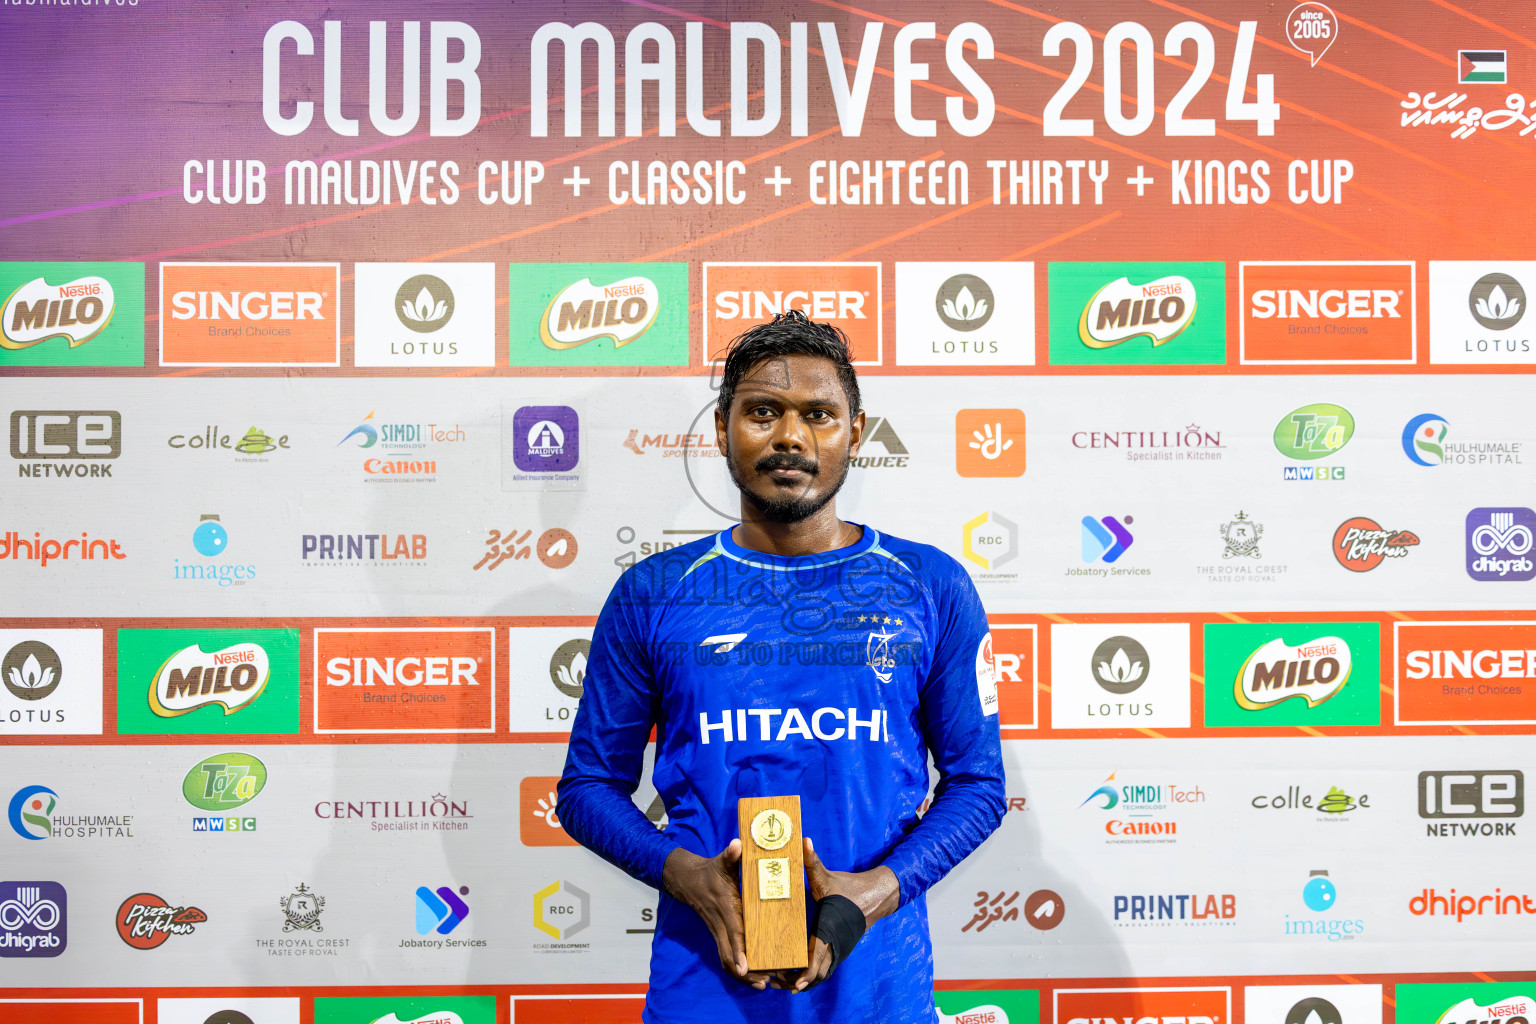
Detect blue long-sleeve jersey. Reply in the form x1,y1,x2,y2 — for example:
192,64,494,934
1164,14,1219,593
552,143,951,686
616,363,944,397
557,524,1006,1024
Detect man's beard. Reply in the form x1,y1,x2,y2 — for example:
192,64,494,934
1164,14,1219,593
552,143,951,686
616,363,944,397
726,446,851,524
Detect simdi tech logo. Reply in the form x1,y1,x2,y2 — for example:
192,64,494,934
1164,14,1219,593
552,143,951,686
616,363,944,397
704,262,881,363
508,262,688,367
1048,262,1226,366
0,261,144,367
313,627,496,734
116,628,300,736
1203,622,1381,727
353,262,496,367
160,262,340,366
1239,262,1415,363
1428,262,1536,364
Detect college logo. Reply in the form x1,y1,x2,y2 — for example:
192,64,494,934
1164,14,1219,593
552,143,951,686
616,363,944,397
894,262,1035,366
1081,515,1134,564
1274,403,1353,473
508,262,687,367
353,263,495,367
1204,622,1380,726
117,892,206,949
117,628,300,735
280,883,325,933
1050,623,1191,729
0,262,144,367
533,880,588,940
1418,770,1522,836
962,511,1019,574
956,409,1026,477
183,751,268,828
1239,262,1414,363
1466,508,1536,581
1057,988,1229,1024
704,262,881,363
415,884,470,935
167,424,292,460
10,410,121,479
314,628,496,734
1251,784,1369,816
1333,518,1419,571
1395,621,1536,725
1429,262,1536,364
0,881,66,957
160,262,339,366
1049,262,1225,365
520,776,576,847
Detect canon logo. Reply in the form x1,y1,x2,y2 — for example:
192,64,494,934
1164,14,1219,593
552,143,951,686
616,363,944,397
169,291,325,320
1249,289,1400,319
324,656,479,686
713,290,866,321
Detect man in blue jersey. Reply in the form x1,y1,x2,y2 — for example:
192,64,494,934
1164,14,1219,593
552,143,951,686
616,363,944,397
558,309,1005,1023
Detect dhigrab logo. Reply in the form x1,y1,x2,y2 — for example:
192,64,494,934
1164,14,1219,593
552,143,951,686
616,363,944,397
1466,508,1536,581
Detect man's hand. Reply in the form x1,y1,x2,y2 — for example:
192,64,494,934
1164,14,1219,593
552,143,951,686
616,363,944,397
773,836,900,993
661,842,772,990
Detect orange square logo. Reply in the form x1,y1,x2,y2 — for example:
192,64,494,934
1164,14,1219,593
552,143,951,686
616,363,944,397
989,625,1036,727
520,775,578,846
160,262,340,365
1240,262,1415,363
314,628,495,733
1057,988,1229,1024
956,409,1026,477
703,263,881,364
1396,621,1536,724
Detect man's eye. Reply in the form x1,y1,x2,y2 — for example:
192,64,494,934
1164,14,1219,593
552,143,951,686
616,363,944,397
750,406,775,417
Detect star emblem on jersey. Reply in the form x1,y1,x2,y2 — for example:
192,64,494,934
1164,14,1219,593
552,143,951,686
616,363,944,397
700,633,748,654
866,629,898,683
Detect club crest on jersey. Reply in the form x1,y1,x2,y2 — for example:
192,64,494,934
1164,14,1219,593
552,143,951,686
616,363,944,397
866,629,898,683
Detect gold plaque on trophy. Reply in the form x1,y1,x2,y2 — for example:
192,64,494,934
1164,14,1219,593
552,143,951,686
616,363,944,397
737,795,808,971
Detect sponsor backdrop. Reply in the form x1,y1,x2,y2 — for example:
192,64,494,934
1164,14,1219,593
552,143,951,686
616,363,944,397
2,1,1535,1022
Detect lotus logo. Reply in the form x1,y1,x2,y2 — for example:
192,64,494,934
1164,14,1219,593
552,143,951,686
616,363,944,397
1,276,115,350
549,639,589,699
394,275,454,333
2,642,62,701
935,274,995,331
1091,636,1149,695
1469,272,1526,330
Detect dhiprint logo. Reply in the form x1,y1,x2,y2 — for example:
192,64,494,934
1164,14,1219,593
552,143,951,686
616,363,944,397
0,262,144,367
955,409,1026,477
1082,515,1134,564
1469,273,1524,328
520,776,577,847
3,641,61,702
1092,637,1149,695
936,274,995,331
1466,508,1536,581
415,884,470,935
10,410,122,479
395,275,454,332
117,893,207,949
0,881,66,957
1404,413,1451,465
1333,518,1419,571
895,262,1034,366
1429,262,1536,364
8,785,56,839
509,262,688,367
160,262,340,366
354,263,495,367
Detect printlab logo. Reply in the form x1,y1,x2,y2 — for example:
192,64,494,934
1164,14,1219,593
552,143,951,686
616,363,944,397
415,885,470,935
1466,508,1536,581
3,641,61,701
1,262,144,367
117,892,206,949
961,511,1019,575
955,409,1026,477
1082,515,1134,564
937,275,995,331
1460,50,1509,85
10,410,122,479
1048,261,1225,366
533,880,589,941
280,883,325,933
0,881,66,957
1092,637,1148,695
7,785,56,839
1333,517,1419,571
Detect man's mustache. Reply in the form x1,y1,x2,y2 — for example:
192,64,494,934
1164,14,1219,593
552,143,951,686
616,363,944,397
755,452,819,475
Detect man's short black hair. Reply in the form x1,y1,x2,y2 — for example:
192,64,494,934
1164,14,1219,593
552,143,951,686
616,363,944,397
715,309,862,421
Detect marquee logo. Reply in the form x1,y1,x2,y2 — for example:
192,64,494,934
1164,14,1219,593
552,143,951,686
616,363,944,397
541,275,659,349
0,881,66,957
1079,275,1197,348
704,262,881,363
1205,622,1380,727
1395,621,1536,725
1466,507,1536,581
510,262,688,367
117,628,300,736
314,628,496,734
1235,636,1353,710
160,262,339,366
1240,262,1415,363
2,275,114,349
1049,262,1225,366
1333,517,1419,571
149,642,271,717
116,892,206,949
0,262,143,367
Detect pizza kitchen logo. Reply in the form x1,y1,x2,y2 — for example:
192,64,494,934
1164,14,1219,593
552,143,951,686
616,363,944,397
116,892,206,949
1333,517,1419,571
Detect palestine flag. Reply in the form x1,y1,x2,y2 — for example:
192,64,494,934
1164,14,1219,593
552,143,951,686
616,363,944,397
1459,50,1508,84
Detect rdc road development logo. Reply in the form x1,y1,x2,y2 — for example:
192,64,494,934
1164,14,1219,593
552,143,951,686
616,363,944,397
894,262,1035,366
353,263,495,367
510,262,688,367
0,881,66,957
1333,517,1419,571
117,628,300,736
961,511,1019,578
1429,262,1536,364
533,880,589,942
1466,508,1536,581
0,262,144,367
1204,622,1380,727
1048,262,1225,366
116,892,206,949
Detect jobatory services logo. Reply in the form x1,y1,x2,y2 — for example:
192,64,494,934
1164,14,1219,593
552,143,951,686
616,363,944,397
116,628,300,736
1239,262,1414,363
1049,262,1225,366
502,403,583,490
520,776,576,847
935,990,1040,1024
704,262,881,363
1274,403,1352,480
1333,518,1420,571
353,262,496,367
0,881,66,957
1394,621,1536,725
183,751,267,833
0,261,144,367
1079,515,1136,567
1466,508,1536,581
314,628,496,734
116,892,206,949
956,409,1026,477
9,410,121,479
509,262,688,367
1429,262,1536,364
1050,623,1191,729
1396,986,1534,1024
7,784,134,841
1056,989,1229,1024
1244,986,1383,1024
160,262,340,366
1401,414,1523,469
1204,622,1380,726
894,262,1035,366
1418,769,1522,837
415,884,470,935
0,630,104,735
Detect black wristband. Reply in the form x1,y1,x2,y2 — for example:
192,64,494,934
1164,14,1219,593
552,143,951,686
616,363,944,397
811,894,867,972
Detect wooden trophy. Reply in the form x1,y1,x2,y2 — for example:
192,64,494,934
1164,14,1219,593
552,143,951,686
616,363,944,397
737,795,808,971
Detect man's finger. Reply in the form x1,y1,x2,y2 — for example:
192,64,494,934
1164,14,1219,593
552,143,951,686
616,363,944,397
720,837,743,868
794,937,834,992
802,836,830,898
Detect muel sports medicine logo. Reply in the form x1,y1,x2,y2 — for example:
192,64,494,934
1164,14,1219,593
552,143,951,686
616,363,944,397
1048,262,1225,366
0,262,144,367
509,263,687,367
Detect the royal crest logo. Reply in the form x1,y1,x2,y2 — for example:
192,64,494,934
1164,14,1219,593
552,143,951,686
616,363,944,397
1235,636,1353,710
280,882,325,933
2,275,115,349
1078,275,1197,348
149,642,271,717
116,892,206,949
541,276,659,349
1220,511,1264,559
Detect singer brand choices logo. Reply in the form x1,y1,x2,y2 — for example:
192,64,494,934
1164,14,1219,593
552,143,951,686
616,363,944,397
1048,262,1226,366
704,262,881,363
160,262,339,366
116,628,300,736
314,628,496,734
0,262,144,366
1239,262,1415,363
956,409,1027,477
1204,622,1381,727
508,262,688,367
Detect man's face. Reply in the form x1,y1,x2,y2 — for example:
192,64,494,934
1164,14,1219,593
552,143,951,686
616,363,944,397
716,354,865,524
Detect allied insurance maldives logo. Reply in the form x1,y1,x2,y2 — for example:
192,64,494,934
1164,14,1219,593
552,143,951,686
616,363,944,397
508,262,688,367
1048,262,1226,366
116,628,300,736
0,261,144,367
703,263,882,363
159,262,340,366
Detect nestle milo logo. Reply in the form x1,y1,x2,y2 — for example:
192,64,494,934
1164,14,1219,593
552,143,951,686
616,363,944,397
181,751,267,810
2,276,115,350
541,276,659,350
149,642,270,717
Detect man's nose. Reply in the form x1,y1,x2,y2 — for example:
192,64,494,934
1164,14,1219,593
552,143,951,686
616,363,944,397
769,411,809,452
